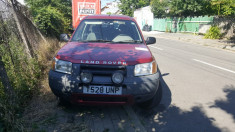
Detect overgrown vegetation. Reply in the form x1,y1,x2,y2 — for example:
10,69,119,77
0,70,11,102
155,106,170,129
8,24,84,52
25,0,72,38
211,0,235,16
119,0,150,16
0,21,41,131
150,0,168,18
0,13,61,132
119,0,235,17
204,25,222,39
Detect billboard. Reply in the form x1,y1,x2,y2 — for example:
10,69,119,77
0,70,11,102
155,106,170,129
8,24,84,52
72,0,101,29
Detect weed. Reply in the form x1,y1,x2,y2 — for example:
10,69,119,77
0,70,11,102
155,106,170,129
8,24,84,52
0,27,61,131
204,26,222,39
0,33,42,131
40,114,58,125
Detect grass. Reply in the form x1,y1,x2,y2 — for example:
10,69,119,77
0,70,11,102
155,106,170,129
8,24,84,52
40,114,58,125
18,38,63,131
20,39,91,132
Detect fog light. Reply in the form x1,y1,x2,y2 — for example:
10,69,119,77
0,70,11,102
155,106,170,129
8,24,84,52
81,72,92,84
112,72,124,84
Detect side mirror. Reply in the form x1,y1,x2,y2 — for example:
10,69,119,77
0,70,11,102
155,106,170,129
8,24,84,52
60,34,70,42
146,37,156,45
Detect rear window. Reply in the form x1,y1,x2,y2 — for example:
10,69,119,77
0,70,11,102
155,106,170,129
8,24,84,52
71,19,143,44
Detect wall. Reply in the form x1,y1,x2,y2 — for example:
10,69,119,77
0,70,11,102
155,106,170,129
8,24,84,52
0,0,47,56
0,0,11,20
134,6,154,30
153,16,234,39
153,16,213,33
214,17,235,39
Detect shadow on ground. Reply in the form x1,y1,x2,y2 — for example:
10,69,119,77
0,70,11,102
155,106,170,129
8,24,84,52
211,85,235,120
134,70,221,132
22,70,235,132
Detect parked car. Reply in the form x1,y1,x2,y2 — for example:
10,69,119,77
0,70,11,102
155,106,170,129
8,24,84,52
49,15,162,108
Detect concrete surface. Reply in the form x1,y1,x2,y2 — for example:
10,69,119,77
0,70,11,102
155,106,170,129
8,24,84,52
136,32,235,132
143,31,235,52
23,31,235,132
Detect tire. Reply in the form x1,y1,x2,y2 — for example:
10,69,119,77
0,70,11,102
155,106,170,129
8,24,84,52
58,97,70,106
139,82,162,109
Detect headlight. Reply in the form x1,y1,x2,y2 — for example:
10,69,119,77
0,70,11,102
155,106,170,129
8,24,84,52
134,61,157,76
80,72,93,84
52,58,72,74
112,72,124,84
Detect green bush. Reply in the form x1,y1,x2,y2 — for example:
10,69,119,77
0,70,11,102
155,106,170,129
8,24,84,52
0,35,41,131
34,6,69,37
204,25,222,39
25,0,72,38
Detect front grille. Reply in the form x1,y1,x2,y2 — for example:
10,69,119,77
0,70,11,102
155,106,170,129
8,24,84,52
80,64,126,76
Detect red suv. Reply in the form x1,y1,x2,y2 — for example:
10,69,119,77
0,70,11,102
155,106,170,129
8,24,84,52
49,15,162,108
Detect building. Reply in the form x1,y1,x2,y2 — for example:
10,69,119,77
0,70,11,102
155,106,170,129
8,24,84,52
101,1,121,15
134,6,154,31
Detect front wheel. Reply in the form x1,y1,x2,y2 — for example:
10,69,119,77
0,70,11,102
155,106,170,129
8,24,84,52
139,82,162,109
57,97,71,107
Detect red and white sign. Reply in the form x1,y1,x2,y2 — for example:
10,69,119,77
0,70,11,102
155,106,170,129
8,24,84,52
72,0,101,29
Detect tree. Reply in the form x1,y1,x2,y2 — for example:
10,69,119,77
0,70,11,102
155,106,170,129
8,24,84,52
119,0,150,16
151,0,169,18
25,0,72,38
150,0,215,17
106,12,112,15
168,0,211,17
211,0,235,16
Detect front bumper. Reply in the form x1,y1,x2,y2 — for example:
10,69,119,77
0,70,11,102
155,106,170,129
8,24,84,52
49,64,160,105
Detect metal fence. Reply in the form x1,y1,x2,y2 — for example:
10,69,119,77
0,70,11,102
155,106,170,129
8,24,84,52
153,16,234,39
153,16,213,33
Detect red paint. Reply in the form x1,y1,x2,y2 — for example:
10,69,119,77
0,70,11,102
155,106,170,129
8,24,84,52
70,94,134,105
57,42,153,65
72,0,101,29
85,15,133,20
58,15,154,65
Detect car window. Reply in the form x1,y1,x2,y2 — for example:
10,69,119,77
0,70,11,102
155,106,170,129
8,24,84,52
71,19,143,43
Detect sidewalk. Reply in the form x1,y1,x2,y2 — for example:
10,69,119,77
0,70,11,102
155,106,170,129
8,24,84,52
142,31,235,52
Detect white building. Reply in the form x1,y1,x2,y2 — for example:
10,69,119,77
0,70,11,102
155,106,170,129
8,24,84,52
101,1,121,15
134,6,154,31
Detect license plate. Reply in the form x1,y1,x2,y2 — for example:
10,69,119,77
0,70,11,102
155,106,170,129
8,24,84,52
83,85,122,95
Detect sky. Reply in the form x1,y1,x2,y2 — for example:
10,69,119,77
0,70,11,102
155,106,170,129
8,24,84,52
17,0,115,7
101,0,115,8
18,0,25,5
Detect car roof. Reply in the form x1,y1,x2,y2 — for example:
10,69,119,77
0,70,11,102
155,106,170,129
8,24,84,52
84,15,134,21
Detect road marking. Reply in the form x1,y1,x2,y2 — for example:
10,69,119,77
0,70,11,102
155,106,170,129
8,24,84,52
148,45,163,50
193,59,235,74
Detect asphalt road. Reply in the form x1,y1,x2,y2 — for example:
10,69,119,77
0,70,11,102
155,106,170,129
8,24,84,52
135,34,235,132
26,33,235,132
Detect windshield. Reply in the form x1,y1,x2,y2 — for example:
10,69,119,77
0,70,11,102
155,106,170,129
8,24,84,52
71,19,143,43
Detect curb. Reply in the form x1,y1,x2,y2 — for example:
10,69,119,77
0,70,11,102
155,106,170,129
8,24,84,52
143,32,235,52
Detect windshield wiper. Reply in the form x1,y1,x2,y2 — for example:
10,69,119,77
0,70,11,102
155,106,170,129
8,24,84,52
112,40,143,43
80,40,113,43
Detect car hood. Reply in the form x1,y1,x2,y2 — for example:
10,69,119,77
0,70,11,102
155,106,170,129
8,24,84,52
56,42,153,65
